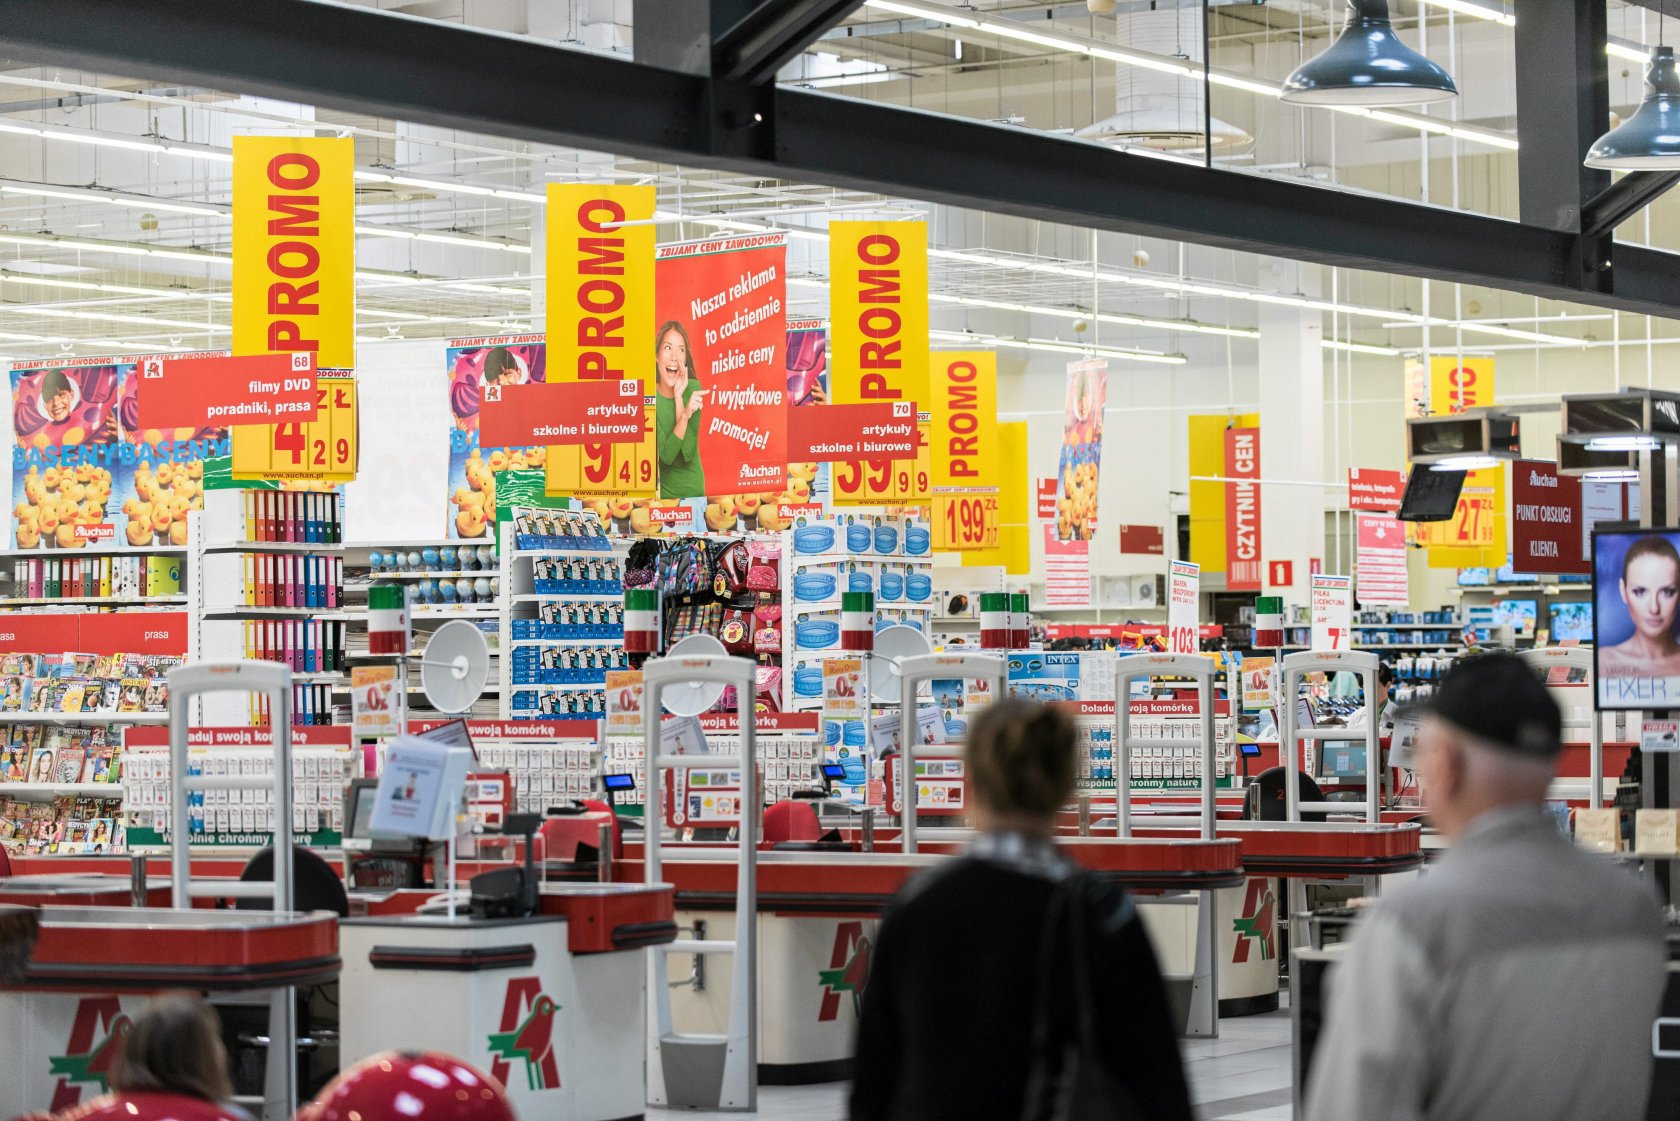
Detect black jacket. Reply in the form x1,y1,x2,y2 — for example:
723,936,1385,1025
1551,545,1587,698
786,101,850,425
849,841,1194,1121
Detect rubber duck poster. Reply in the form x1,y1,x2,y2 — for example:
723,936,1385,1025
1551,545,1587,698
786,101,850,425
445,335,549,540
652,232,788,500
10,355,227,550
1053,359,1107,542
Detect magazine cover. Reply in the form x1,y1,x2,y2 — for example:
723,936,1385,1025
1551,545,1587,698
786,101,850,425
0,675,31,713
116,679,147,713
52,743,86,784
26,747,55,784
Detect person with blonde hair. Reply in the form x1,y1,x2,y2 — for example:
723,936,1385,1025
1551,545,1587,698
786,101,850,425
850,697,1192,1121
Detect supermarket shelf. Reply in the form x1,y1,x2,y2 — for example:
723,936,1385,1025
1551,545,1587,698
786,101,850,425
345,539,485,550
348,570,499,581
203,542,342,554
790,597,936,612
1453,584,1585,594
337,607,501,620
332,684,502,695
507,637,625,647
204,606,350,619
1278,643,1461,652
0,596,189,607
932,616,980,626
510,547,616,559
285,671,345,682
345,649,500,660
0,545,186,558
1351,622,1462,629
511,593,620,603
0,782,126,798
789,554,934,567
0,712,169,724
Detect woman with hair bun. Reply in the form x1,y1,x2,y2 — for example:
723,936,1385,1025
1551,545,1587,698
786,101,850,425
850,697,1192,1121
1601,533,1680,678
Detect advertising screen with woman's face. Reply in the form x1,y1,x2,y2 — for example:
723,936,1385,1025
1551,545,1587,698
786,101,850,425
1594,528,1680,709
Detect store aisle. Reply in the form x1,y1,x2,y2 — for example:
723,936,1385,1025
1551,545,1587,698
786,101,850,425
643,1002,1296,1121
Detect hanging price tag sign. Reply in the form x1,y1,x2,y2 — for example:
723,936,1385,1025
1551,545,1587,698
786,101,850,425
933,493,999,551
545,402,657,498
834,413,930,505
230,372,358,482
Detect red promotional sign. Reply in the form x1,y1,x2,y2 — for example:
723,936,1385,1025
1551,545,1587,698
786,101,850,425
1355,515,1409,606
1511,458,1587,575
1224,427,1261,591
1118,524,1165,555
1036,478,1058,520
126,725,353,748
136,351,317,429
1268,560,1294,587
787,401,917,462
76,611,188,655
73,523,115,542
1347,467,1405,512
479,379,644,448
653,234,788,497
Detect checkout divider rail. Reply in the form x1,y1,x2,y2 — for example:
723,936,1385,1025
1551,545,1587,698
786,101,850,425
164,660,299,1121
1277,651,1382,825
895,653,1007,855
641,652,760,1112
1110,653,1221,1038
1518,647,1605,809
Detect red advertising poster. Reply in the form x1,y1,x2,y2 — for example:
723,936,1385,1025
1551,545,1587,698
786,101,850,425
1356,515,1409,606
787,401,916,462
1348,467,1405,512
1511,459,1587,575
1036,478,1057,520
1223,427,1261,590
136,352,317,429
478,380,644,448
653,233,788,498
1118,524,1165,555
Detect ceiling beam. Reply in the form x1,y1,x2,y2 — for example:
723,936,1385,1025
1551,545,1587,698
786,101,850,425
715,0,869,83
4,0,1680,319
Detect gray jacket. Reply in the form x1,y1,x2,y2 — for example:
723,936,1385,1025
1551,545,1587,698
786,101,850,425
1305,805,1667,1121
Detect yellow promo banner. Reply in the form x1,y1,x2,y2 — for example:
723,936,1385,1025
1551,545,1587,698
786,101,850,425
1429,356,1494,415
543,183,657,499
1188,412,1259,572
965,421,1030,574
829,221,929,408
1424,356,1504,566
930,351,999,495
231,136,355,367
231,373,358,482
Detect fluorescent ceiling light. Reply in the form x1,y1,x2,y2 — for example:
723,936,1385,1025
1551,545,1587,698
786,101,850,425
1585,435,1663,451
1429,454,1501,471
1582,468,1640,481
1417,0,1513,27
1323,339,1402,356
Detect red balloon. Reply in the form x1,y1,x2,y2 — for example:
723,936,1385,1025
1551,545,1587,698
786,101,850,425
28,1091,251,1121
297,1052,516,1121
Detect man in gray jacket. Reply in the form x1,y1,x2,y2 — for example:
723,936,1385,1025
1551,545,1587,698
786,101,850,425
1305,652,1667,1121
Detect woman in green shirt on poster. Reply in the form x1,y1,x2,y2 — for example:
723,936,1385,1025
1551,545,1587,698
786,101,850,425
655,320,707,499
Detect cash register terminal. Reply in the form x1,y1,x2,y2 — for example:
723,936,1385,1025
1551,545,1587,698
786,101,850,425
342,777,428,890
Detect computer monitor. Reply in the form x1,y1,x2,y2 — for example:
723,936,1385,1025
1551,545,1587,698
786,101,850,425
1457,566,1491,587
1397,468,1466,522
1549,601,1593,642
1319,744,1367,780
1491,598,1538,639
343,777,414,856
1593,526,1680,709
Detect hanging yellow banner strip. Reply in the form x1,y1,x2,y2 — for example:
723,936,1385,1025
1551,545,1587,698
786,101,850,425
931,351,998,551
544,183,658,498
965,421,1030,574
1424,356,1505,567
231,136,355,368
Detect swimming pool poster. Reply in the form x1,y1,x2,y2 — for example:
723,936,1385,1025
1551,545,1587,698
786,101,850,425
444,335,548,540
652,233,788,499
1053,359,1107,542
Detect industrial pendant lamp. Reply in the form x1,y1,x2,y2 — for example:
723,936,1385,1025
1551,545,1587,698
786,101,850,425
1586,46,1680,169
1282,0,1458,107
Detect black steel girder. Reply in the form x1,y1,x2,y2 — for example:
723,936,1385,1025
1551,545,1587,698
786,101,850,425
5,0,1680,319
714,0,869,84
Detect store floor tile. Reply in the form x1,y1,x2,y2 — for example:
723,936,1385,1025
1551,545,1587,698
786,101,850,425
643,1001,1298,1121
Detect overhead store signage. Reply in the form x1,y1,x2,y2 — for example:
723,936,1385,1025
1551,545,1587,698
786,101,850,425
231,372,358,483
1511,459,1586,575
830,220,929,505
649,233,789,498
1310,574,1354,651
1167,560,1201,654
1356,515,1409,606
545,184,657,499
1347,467,1405,512
1042,525,1091,607
1421,356,1505,568
231,136,355,368
481,379,644,448
1119,524,1165,555
1052,359,1107,541
965,421,1031,575
787,401,916,462
1223,426,1261,591
1036,478,1057,520
137,352,316,430
931,351,999,552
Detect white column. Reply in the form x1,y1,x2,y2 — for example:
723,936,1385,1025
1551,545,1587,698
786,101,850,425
529,200,546,327
1257,261,1325,596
